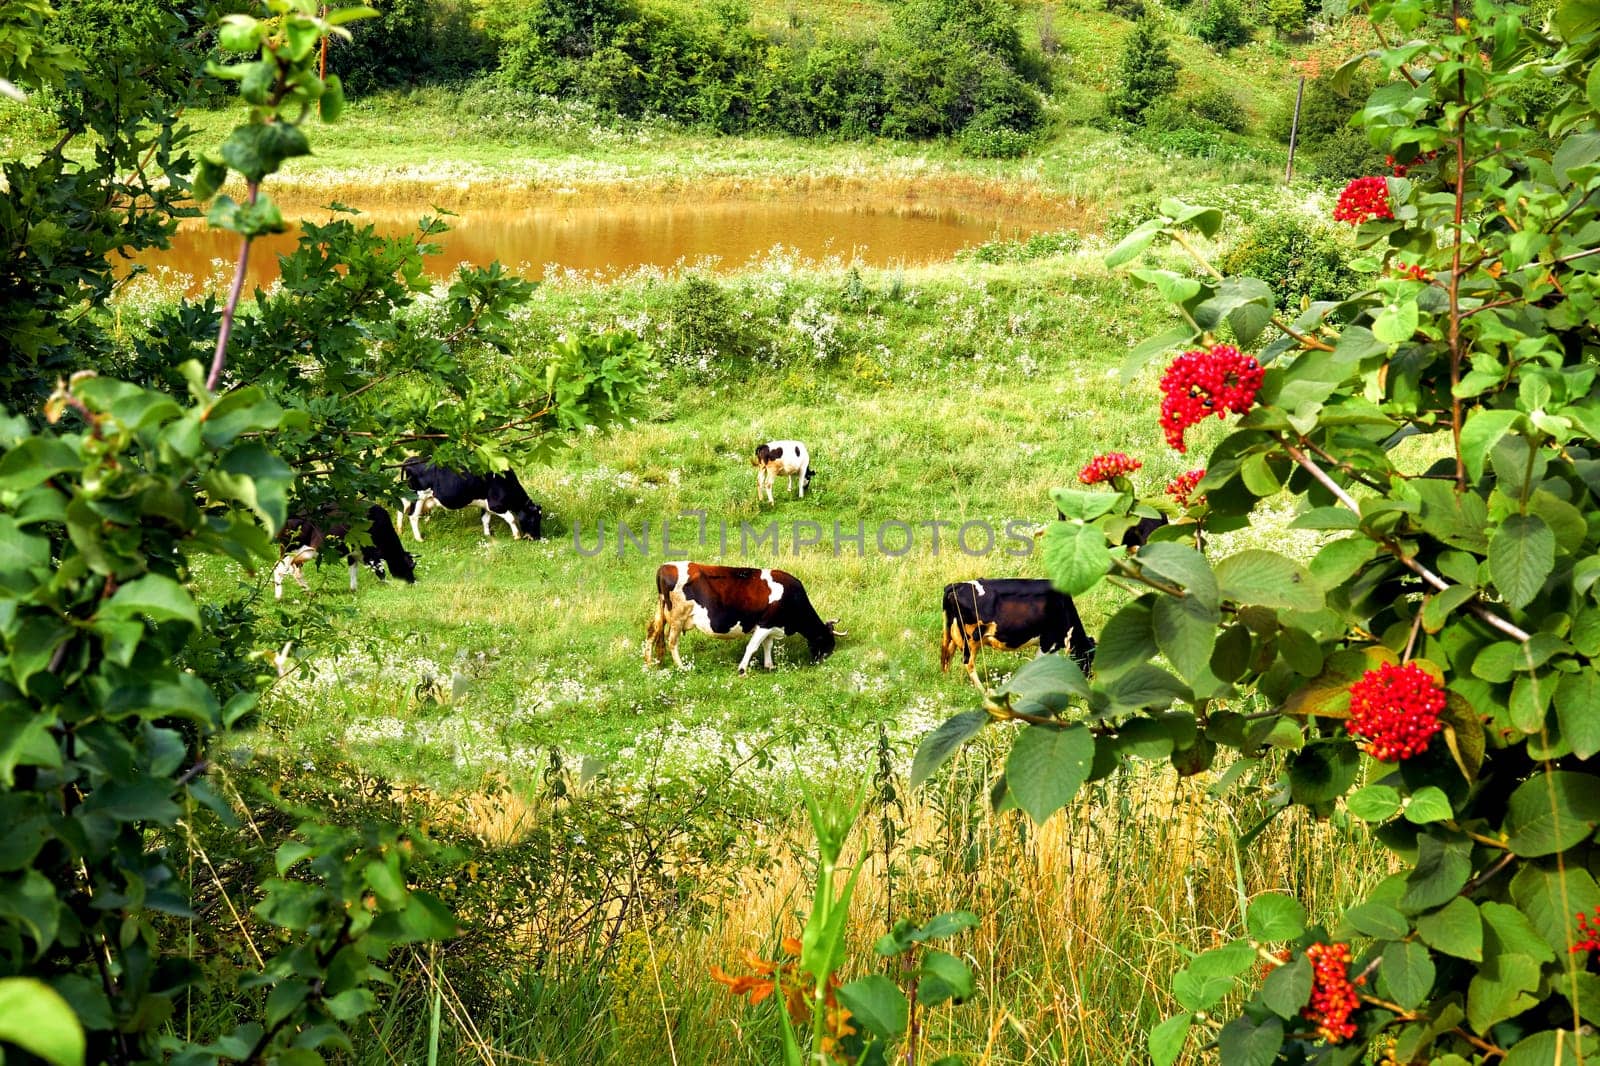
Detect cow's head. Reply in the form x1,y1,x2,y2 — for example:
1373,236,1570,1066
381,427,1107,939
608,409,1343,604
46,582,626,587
518,502,544,540
755,443,776,466
807,618,844,662
389,549,418,584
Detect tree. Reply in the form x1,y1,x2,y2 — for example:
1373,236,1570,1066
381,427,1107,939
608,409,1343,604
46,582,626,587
1105,18,1178,124
920,0,1600,1061
0,1,649,1060
1193,0,1250,50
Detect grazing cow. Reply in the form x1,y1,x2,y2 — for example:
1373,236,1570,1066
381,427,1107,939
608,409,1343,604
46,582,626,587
755,440,813,503
397,458,543,541
940,578,1095,688
274,505,417,599
645,561,841,674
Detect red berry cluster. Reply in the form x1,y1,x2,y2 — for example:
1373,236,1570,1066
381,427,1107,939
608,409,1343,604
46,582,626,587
1333,176,1395,225
1573,907,1600,954
1347,661,1447,761
1304,942,1362,1043
1392,261,1428,282
1385,149,1439,177
1166,467,1206,507
1079,452,1143,485
1157,345,1264,453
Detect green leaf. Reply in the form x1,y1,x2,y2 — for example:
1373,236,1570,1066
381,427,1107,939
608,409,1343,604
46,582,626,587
1214,550,1324,611
0,978,84,1066
101,573,201,629
1287,741,1359,804
220,122,311,183
1416,897,1482,961
1153,594,1218,686
1186,940,1256,979
1093,598,1157,680
1555,670,1600,759
1401,834,1473,912
1503,772,1600,856
1137,543,1218,607
1482,900,1557,964
915,950,974,1006
1260,955,1312,1018
1171,967,1233,1012
1347,784,1401,822
1372,297,1419,344
1344,902,1408,939
1466,953,1541,1034
1246,893,1306,942
1503,1030,1595,1066
1001,653,1089,714
1404,786,1453,824
836,975,907,1040
1459,409,1521,483
1379,940,1434,1010
1148,1014,1192,1066
1005,723,1094,825
910,711,989,789
1489,514,1554,611
1050,487,1122,521
1042,522,1110,597
1104,220,1162,268
1509,863,1600,957
1216,1016,1283,1066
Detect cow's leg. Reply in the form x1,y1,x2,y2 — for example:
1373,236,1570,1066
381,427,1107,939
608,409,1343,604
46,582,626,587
348,559,360,593
481,506,494,538
497,511,519,539
963,630,984,689
737,627,774,675
272,556,292,600
667,624,686,669
940,616,957,672
645,612,663,666
761,629,779,670
798,465,808,498
407,493,430,542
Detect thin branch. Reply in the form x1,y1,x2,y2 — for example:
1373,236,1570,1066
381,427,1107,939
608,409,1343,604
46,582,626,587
1281,441,1532,643
207,179,260,392
1369,20,1421,87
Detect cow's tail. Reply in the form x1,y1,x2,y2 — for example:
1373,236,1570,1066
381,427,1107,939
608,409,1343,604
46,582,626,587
939,591,965,672
645,568,673,666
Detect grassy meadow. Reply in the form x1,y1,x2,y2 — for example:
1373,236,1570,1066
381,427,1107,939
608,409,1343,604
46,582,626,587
203,232,1383,1064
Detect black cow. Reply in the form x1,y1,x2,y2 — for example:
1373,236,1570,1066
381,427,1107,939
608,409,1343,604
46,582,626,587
940,578,1095,688
274,504,417,599
398,458,543,541
645,561,842,674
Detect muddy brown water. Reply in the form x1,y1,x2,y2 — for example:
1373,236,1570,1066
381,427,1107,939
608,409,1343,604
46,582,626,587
131,199,1048,295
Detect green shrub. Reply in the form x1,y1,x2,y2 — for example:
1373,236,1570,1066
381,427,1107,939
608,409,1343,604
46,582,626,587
1305,124,1390,183
334,0,495,93
1216,211,1361,311
1192,0,1250,50
959,121,1039,157
1104,0,1148,20
1105,18,1179,124
1186,86,1249,133
663,274,751,369
1267,0,1308,38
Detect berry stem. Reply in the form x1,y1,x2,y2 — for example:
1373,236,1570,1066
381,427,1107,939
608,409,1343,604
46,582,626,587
1279,439,1532,644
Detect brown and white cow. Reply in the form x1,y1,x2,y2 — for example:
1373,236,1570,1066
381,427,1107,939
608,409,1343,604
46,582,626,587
645,561,840,673
754,440,813,503
939,578,1095,688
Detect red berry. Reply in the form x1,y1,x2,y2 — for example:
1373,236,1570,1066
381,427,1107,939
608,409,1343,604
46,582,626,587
1079,452,1142,485
1303,942,1361,1043
1334,176,1395,225
1347,662,1446,762
1165,467,1205,507
1157,345,1264,453
1392,261,1428,282
1573,907,1600,954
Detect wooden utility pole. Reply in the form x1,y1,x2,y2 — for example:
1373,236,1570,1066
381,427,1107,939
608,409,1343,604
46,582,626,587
1285,75,1306,181
319,4,328,80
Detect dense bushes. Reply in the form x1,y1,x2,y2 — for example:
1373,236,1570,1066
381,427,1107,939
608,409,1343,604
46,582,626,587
493,0,1046,146
1192,0,1251,49
333,0,495,92
1216,212,1360,311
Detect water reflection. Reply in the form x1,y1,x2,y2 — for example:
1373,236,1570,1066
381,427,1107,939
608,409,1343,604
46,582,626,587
132,199,1042,295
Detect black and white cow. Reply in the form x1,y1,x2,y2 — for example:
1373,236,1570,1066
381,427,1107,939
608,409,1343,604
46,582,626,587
274,504,417,599
939,578,1095,688
397,458,543,541
645,561,842,674
755,440,813,503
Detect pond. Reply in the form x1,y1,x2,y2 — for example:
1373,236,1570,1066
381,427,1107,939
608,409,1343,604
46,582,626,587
132,198,1050,295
